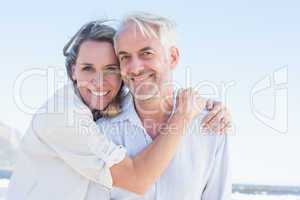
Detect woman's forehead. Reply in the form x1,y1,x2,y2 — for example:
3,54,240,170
77,40,118,64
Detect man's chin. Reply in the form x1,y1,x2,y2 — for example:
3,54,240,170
132,91,160,101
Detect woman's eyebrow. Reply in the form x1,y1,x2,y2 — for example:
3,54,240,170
79,62,93,66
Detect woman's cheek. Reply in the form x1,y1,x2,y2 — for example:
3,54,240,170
108,76,122,91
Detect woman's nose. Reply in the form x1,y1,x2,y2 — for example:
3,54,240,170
91,73,105,87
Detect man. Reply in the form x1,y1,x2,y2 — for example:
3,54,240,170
97,12,231,199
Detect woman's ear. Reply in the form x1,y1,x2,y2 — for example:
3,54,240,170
71,64,77,81
169,46,180,70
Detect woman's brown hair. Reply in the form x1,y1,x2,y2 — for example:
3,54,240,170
63,20,125,120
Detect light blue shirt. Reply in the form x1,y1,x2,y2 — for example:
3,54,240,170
96,90,231,200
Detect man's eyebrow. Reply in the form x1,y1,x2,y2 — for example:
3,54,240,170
139,47,154,52
118,51,129,56
118,47,154,56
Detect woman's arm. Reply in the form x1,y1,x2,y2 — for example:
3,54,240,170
110,88,206,195
30,88,205,195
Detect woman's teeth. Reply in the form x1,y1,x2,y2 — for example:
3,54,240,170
91,91,109,97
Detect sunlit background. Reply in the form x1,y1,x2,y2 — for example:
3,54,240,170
1,0,299,199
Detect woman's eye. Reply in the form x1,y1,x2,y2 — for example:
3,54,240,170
107,67,119,71
104,66,120,75
105,67,117,72
82,66,93,71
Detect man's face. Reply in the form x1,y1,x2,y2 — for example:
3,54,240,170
115,23,178,101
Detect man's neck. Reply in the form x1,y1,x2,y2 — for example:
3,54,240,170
134,90,175,139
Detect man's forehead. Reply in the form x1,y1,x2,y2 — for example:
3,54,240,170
116,23,161,52
118,21,160,40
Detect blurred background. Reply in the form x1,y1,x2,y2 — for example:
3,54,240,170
0,0,299,199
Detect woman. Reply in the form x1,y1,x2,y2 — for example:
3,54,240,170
7,20,230,200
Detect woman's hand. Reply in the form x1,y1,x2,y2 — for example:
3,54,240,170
111,88,208,195
174,88,207,122
175,89,232,134
201,100,232,134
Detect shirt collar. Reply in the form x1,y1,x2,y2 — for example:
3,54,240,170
108,87,179,126
108,92,142,126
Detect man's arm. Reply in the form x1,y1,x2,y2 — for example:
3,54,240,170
201,135,232,200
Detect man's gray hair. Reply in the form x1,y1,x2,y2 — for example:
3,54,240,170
114,12,178,49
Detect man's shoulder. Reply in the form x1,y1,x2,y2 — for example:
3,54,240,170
185,109,227,151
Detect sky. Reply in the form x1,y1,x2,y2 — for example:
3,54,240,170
0,0,299,186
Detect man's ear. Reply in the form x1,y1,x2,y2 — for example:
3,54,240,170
169,46,180,70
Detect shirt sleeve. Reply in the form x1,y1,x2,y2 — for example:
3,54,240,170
201,135,232,200
29,105,127,190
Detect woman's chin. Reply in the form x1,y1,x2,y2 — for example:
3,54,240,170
87,98,110,111
90,103,108,111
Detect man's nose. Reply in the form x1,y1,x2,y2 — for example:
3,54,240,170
127,56,143,76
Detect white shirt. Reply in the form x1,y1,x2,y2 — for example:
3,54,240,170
95,90,232,200
6,84,126,200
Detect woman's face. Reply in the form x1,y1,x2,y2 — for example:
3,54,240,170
72,40,122,111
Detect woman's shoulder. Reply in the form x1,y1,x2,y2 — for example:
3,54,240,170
31,84,93,132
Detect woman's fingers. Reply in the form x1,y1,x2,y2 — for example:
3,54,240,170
206,109,225,133
193,94,207,113
201,100,232,134
201,102,222,126
206,99,214,110
176,89,232,134
220,115,232,133
175,88,207,121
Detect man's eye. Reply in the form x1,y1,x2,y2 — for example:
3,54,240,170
142,51,153,57
120,55,129,61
